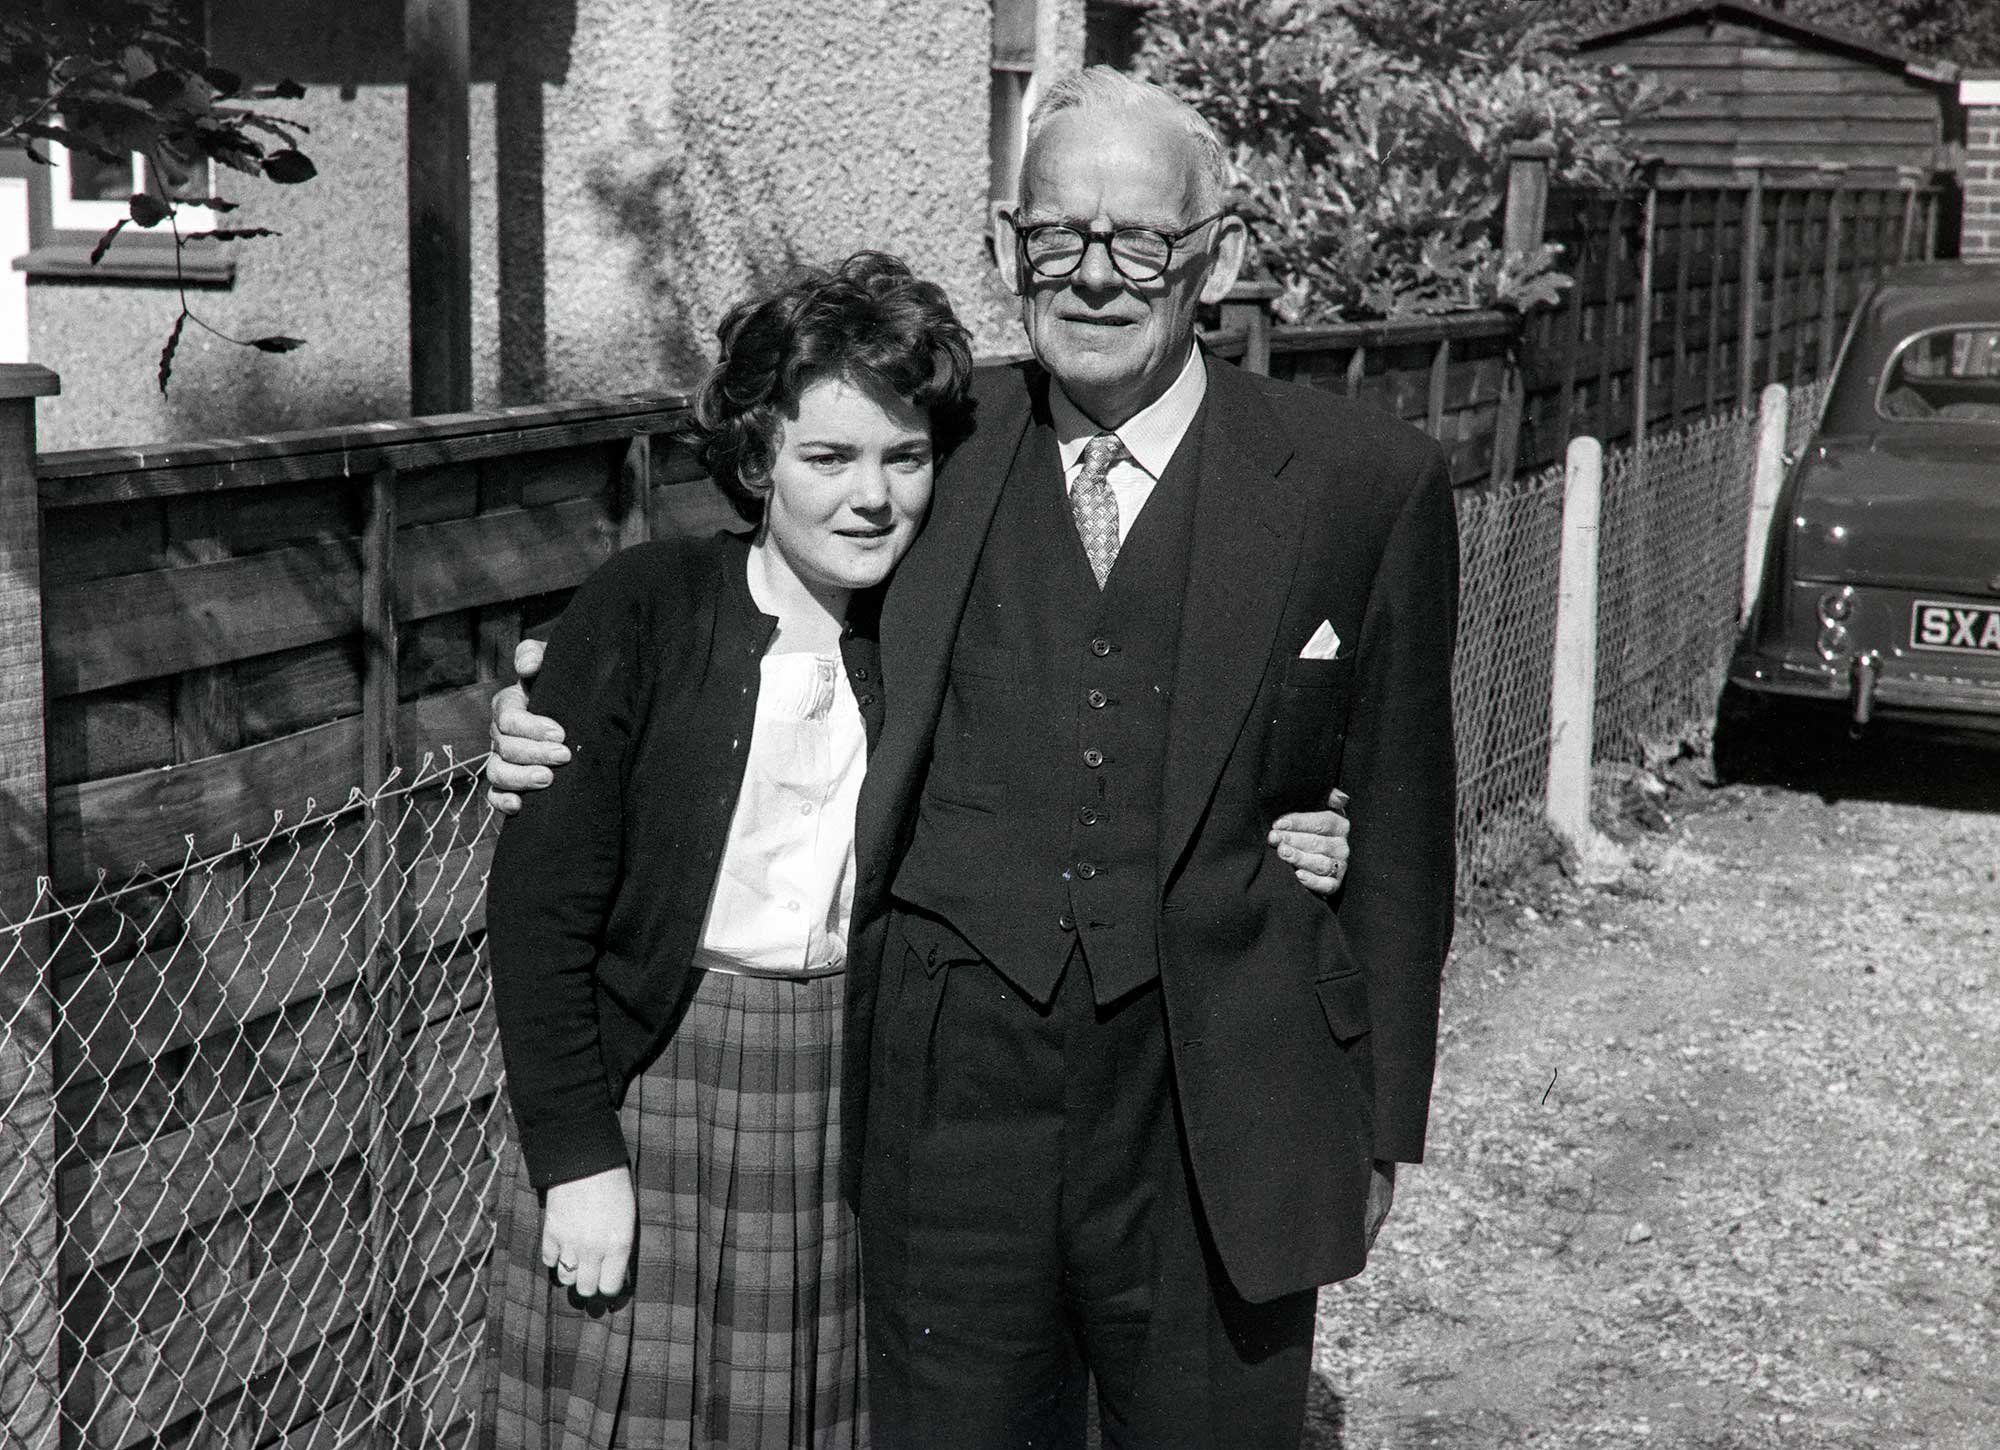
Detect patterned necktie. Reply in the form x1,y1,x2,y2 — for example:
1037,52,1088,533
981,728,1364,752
1070,432,1128,588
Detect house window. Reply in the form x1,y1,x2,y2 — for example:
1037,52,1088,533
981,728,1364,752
20,0,233,289
48,140,217,235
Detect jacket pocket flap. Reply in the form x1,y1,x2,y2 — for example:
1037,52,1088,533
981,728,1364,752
1313,971,1372,1044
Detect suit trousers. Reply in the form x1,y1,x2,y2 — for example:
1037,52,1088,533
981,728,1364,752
860,910,1317,1450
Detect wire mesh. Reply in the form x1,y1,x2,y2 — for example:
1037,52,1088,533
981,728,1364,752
1451,460,1568,894
1593,407,1763,763
1,753,503,1450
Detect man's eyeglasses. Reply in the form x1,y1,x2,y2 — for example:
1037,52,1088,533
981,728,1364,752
1004,210,1227,284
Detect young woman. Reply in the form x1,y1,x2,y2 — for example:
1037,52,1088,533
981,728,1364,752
478,252,966,1450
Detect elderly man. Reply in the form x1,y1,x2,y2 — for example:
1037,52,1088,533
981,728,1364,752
489,67,1455,1450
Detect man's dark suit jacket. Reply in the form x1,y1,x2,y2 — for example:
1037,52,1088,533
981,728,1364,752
842,353,1459,1304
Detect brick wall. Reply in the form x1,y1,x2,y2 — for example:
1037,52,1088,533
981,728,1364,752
1962,77,2000,261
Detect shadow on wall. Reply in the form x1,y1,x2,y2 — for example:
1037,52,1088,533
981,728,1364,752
583,110,806,387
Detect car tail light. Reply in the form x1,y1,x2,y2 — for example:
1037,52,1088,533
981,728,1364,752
1818,588,1854,624
1817,623,1850,661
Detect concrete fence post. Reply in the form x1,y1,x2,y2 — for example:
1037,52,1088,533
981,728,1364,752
1547,435,1603,856
0,362,61,1450
1743,382,1791,620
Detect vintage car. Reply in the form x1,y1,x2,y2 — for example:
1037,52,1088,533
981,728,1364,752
1725,260,2000,752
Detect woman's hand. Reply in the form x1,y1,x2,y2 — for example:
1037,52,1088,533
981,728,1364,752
541,1164,636,1299
1268,788,1351,897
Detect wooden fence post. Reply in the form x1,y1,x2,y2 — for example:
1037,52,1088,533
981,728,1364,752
1503,141,1556,261
1548,434,1603,857
1492,141,1555,484
359,465,406,1449
1630,186,1659,463
1742,383,1791,621
1219,280,1278,377
0,363,61,1450
1736,169,1765,406
1819,183,1846,380
407,0,473,415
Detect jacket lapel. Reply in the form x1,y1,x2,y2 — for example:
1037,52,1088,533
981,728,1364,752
1159,358,1304,880
855,364,1033,892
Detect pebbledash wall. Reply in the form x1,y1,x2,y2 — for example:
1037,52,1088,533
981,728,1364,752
1963,74,2000,261
25,0,1083,451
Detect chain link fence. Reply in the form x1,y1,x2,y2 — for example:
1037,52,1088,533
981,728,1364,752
1592,379,1826,768
2,755,503,1450
2,392,1806,1447
1451,459,1568,893
1594,407,1762,762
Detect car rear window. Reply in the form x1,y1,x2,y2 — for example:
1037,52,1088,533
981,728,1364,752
1878,325,2000,424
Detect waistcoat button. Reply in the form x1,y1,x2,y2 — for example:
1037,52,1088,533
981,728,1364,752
1082,748,1104,768
1090,637,1112,657
1078,806,1100,826
1086,689,1107,709
1075,861,1098,879
1057,912,1076,931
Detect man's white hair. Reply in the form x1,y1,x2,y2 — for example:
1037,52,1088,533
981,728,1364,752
1019,66,1230,218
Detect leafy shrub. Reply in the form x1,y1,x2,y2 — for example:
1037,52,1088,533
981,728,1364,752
1135,0,1659,322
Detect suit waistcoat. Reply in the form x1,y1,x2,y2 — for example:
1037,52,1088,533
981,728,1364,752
891,404,1203,1004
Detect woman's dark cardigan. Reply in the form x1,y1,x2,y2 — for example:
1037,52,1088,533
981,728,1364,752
485,530,883,1190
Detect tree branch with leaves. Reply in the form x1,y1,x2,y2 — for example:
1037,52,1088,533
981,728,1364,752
2,0,315,390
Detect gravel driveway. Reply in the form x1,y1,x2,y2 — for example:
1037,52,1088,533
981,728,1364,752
1308,739,2000,1448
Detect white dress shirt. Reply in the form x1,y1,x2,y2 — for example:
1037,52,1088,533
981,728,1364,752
1050,345,1209,544
691,650,866,978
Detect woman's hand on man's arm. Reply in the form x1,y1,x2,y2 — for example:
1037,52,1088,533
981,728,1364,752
1270,788,1350,898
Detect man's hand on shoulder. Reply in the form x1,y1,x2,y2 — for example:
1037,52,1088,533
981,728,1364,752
486,637,570,814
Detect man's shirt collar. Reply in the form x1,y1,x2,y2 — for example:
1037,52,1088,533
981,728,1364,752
1050,345,1208,480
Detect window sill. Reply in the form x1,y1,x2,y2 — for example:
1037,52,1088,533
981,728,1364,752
15,242,236,288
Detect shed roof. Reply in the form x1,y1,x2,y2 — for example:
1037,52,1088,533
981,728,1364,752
1577,1,1958,88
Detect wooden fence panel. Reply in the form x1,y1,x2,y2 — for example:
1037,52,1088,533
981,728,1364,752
27,399,685,1450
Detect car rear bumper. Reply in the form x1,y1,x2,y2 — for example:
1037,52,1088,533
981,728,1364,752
1728,645,2000,734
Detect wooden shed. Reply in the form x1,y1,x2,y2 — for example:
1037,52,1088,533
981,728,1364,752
1577,1,1963,185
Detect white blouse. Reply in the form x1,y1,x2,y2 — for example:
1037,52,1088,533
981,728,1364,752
690,650,867,978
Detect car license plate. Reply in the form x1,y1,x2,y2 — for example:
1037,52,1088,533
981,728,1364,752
1911,599,2000,655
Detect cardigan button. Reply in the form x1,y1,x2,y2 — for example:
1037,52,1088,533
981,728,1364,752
1057,912,1076,931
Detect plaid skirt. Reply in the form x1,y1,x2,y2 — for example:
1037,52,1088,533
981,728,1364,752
477,968,864,1450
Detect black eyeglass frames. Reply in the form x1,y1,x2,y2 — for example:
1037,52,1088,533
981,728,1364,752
1003,209,1228,283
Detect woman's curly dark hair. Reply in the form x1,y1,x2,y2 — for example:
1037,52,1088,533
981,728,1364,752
695,251,976,520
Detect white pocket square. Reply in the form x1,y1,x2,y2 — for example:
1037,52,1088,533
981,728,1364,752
1299,620,1341,660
